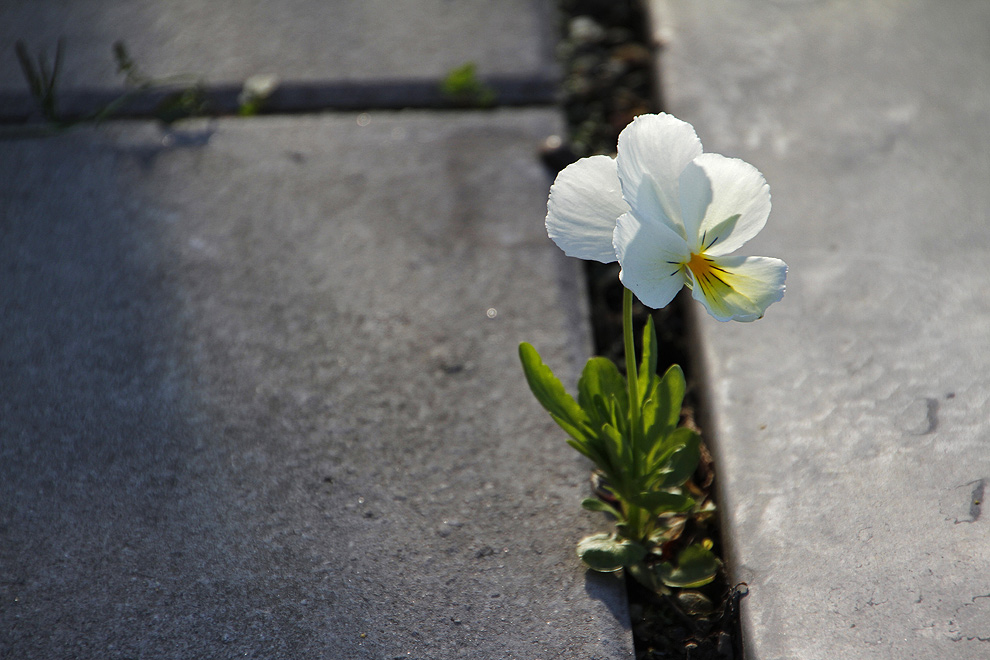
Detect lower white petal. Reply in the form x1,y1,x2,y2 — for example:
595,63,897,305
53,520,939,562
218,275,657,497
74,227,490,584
613,212,690,309
546,155,629,263
689,255,787,322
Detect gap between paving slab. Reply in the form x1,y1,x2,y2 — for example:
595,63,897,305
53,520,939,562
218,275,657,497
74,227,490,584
650,0,990,658
0,111,634,659
0,76,559,123
0,0,560,120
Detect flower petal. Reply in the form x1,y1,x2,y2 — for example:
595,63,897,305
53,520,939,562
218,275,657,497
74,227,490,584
688,255,787,322
546,155,629,263
680,153,771,256
613,211,691,310
616,113,702,239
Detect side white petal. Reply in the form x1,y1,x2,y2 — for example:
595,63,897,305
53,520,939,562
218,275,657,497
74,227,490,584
613,211,691,310
615,113,702,239
681,153,771,256
546,155,628,263
689,255,787,322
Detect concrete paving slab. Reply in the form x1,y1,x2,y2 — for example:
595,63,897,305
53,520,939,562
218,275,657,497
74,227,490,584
0,111,633,659
0,1,558,118
652,1,990,658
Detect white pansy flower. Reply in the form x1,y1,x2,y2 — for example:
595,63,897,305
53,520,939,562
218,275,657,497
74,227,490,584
546,113,787,322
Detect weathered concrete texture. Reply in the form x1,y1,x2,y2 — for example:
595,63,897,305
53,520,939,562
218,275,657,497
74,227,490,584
0,112,633,659
651,0,990,658
0,1,557,97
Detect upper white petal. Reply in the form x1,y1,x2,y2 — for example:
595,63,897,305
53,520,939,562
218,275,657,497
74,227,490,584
615,113,702,240
613,211,691,310
689,255,787,322
679,153,771,256
546,155,628,263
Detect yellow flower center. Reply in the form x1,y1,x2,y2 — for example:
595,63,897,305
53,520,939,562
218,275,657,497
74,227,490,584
685,252,732,300
686,252,714,281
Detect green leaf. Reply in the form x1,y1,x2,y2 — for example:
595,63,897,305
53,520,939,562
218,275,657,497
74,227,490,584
652,428,700,489
639,394,663,457
554,414,612,470
591,392,611,424
565,437,610,472
637,315,659,404
606,393,628,439
599,423,628,493
578,357,628,431
548,412,591,446
658,542,722,588
657,364,686,430
519,343,589,436
631,490,695,514
640,364,686,457
581,497,625,522
576,533,647,572
564,437,594,460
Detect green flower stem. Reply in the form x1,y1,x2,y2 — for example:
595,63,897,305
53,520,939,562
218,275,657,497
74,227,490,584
623,286,640,433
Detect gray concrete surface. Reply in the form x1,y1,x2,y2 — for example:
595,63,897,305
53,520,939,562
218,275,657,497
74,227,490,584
652,0,990,658
0,112,633,659
0,1,558,117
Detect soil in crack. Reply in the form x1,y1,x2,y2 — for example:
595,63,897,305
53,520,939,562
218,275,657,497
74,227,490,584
544,1,746,658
